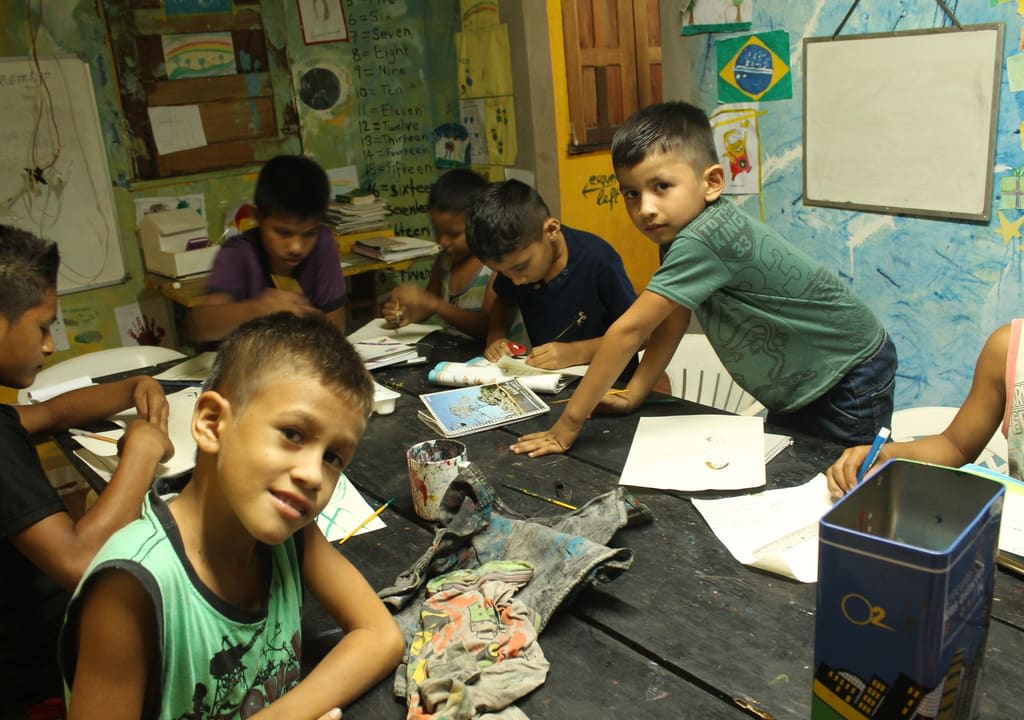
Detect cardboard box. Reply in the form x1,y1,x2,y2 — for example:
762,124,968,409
813,460,1003,719
139,209,217,278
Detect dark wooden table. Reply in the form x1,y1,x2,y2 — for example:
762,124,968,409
306,331,1024,719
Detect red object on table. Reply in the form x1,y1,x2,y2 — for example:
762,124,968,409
507,342,526,355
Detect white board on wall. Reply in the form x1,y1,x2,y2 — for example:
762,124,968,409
0,56,125,294
803,24,1003,221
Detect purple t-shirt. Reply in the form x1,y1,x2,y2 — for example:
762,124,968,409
205,225,347,312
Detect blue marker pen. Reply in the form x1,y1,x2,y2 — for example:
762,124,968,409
857,426,891,484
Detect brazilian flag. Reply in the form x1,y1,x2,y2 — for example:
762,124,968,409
717,30,792,103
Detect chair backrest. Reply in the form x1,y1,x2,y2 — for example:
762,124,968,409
659,333,765,416
890,405,1009,475
18,345,186,404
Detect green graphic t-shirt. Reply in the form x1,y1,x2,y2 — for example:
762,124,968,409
647,199,883,413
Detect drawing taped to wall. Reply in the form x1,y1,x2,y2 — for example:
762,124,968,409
710,105,765,196
297,0,349,45
681,0,753,36
161,32,235,79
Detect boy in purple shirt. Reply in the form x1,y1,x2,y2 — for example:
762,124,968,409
191,155,347,343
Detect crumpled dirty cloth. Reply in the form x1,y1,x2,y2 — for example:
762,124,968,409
379,462,652,718
405,560,548,720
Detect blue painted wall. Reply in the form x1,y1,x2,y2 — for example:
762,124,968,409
681,0,1023,410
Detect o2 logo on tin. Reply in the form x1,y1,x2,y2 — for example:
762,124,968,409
841,593,894,631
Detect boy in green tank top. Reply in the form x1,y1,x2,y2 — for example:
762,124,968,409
61,312,404,719
512,101,897,457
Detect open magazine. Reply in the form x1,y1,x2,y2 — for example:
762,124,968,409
428,356,584,395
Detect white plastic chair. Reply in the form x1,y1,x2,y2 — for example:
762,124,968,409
653,333,765,416
890,406,1009,475
18,345,186,404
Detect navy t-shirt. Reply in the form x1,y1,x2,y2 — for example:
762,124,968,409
493,226,638,378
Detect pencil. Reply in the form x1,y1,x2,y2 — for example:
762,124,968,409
551,388,630,405
68,428,119,444
337,498,394,545
501,483,577,510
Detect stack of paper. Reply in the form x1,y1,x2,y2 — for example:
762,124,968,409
353,235,439,262
959,463,1024,575
353,339,422,370
153,352,217,382
326,195,391,234
347,318,439,345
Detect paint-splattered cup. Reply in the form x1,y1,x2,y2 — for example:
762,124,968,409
406,439,468,521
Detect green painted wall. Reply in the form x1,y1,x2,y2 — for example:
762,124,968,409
1,0,458,360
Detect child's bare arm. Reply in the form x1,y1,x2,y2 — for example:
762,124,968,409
826,323,1010,497
190,290,314,343
251,526,404,719
513,292,682,457
16,375,169,435
526,337,602,369
482,297,520,361
67,570,157,720
10,420,172,589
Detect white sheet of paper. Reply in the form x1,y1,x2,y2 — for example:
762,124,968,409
77,387,200,481
27,375,93,403
347,317,437,345
691,474,835,583
315,474,386,542
960,464,1024,555
618,415,766,492
495,355,589,378
154,352,217,382
147,105,207,155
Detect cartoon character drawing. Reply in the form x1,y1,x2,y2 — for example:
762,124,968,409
723,127,751,180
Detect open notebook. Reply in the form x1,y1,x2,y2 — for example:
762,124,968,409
72,386,199,484
418,378,549,438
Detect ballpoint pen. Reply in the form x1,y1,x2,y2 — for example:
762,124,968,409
337,498,395,545
857,426,891,484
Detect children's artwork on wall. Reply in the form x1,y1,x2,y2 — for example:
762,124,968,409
461,0,499,31
457,24,514,98
710,105,764,196
115,300,177,349
681,0,754,35
297,0,349,44
163,0,232,15
460,98,489,165
999,174,1024,210
716,30,791,103
161,33,236,79
434,123,470,168
484,96,517,165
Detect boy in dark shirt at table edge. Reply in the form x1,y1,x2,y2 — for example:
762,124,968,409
512,101,897,457
0,225,173,715
465,179,638,374
191,155,348,344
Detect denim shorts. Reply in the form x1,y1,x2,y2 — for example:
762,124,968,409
767,331,898,446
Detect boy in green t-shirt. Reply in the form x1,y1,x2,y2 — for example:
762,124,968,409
512,101,897,456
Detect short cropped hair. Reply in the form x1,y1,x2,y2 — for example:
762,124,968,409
0,225,60,322
428,169,488,213
611,101,719,172
465,180,551,262
204,312,373,417
253,155,331,220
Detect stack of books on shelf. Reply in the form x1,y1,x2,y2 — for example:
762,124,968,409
326,191,392,234
352,235,439,262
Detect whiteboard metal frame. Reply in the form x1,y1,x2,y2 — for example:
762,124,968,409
803,23,1003,222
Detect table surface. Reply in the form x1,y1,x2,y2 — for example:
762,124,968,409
304,331,1024,719
67,332,1024,719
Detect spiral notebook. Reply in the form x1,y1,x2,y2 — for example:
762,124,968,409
418,378,550,438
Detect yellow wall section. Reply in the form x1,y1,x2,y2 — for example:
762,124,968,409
545,3,660,292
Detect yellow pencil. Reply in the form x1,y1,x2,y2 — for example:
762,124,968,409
69,428,120,444
337,498,394,545
551,388,629,405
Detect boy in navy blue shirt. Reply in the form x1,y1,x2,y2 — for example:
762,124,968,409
466,180,637,375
